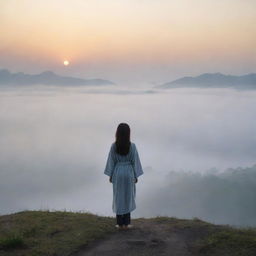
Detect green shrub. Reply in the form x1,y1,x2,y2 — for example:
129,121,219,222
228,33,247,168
0,234,25,250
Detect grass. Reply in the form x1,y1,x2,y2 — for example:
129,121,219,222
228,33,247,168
152,215,216,229
0,234,25,250
147,215,256,256
0,210,116,256
198,227,256,256
0,211,256,256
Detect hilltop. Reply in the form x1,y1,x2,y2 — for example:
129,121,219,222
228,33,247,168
158,73,256,90
0,210,256,256
0,69,115,86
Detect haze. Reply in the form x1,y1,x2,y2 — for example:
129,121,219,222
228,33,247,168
1,0,256,227
0,85,256,226
1,0,256,84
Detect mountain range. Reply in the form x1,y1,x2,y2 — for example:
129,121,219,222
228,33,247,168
0,69,115,86
158,73,256,90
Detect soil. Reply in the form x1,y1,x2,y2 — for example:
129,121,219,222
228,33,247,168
72,218,214,256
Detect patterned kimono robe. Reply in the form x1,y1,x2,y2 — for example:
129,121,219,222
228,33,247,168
104,142,143,215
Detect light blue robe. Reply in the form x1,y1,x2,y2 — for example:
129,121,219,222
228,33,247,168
104,142,143,215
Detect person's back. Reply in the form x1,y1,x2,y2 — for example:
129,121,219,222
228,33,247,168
104,123,143,230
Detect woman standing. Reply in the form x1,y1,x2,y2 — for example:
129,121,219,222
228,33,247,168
104,123,143,230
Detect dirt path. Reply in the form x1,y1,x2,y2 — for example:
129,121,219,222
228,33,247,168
73,218,207,256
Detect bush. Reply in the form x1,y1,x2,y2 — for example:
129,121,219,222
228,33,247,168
0,234,25,250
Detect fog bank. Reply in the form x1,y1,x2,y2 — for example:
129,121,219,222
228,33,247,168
0,85,255,226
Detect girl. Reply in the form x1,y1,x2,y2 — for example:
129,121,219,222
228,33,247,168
104,123,143,230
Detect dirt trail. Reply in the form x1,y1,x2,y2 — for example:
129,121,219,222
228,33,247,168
73,218,207,256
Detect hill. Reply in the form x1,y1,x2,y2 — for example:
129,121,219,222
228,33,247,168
0,69,115,86
0,211,255,256
158,73,256,90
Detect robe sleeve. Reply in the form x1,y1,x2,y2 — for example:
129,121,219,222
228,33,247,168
104,143,116,177
132,144,143,178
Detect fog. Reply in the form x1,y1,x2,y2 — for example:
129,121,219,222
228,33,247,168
0,85,256,227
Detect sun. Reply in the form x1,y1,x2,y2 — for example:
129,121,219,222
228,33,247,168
63,60,69,66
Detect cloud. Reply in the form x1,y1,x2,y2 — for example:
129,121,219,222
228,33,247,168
0,86,256,226
136,165,256,227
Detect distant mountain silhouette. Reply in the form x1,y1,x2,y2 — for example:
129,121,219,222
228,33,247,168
158,73,256,90
0,69,115,86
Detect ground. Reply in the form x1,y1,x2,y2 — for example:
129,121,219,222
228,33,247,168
0,211,256,256
72,217,224,256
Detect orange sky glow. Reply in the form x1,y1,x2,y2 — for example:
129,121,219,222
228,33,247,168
0,0,255,83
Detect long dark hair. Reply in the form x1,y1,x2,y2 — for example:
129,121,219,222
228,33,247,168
115,123,131,155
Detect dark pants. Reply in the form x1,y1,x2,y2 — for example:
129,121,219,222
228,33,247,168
116,212,131,226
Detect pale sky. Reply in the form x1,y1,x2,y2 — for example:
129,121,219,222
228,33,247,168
0,0,255,84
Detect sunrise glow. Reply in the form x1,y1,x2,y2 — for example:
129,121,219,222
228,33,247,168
63,60,69,66
0,0,255,82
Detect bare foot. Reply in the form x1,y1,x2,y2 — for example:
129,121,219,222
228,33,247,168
115,225,123,230
127,224,133,229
